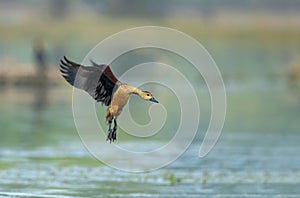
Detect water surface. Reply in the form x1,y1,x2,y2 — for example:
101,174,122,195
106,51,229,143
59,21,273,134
0,85,299,197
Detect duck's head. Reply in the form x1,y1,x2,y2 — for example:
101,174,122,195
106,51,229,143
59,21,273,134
141,91,159,103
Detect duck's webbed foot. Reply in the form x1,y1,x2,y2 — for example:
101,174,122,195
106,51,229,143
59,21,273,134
106,119,117,143
107,129,115,143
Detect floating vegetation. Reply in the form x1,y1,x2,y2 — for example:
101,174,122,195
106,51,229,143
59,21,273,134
202,170,209,185
163,172,182,185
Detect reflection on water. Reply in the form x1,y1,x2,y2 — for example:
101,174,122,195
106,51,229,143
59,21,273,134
0,83,300,197
32,82,49,134
0,85,74,149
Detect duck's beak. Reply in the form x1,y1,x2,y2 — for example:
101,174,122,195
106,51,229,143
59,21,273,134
149,97,159,103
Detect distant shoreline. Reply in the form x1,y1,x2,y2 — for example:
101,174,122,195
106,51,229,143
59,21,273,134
0,66,63,87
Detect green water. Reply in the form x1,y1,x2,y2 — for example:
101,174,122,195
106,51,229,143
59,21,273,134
0,82,300,197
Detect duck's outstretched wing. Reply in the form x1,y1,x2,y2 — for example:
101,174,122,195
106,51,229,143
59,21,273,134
59,56,120,106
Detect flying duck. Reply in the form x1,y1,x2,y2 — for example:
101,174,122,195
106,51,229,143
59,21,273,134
59,56,159,142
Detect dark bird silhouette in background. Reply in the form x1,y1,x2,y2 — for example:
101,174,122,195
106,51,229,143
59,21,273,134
59,56,159,142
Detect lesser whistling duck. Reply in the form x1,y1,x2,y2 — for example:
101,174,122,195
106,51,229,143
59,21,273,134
59,56,159,142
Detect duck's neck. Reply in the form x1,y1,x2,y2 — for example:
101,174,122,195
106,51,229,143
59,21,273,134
126,85,143,96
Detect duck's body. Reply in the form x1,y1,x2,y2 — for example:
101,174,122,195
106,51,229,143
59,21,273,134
107,84,133,121
59,56,158,142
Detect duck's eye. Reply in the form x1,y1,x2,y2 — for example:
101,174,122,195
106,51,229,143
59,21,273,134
146,93,150,96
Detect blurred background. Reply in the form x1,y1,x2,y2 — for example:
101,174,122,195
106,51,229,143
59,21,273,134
0,0,300,197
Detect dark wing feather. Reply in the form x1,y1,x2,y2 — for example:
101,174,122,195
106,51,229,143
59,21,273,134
59,56,120,106
90,60,119,84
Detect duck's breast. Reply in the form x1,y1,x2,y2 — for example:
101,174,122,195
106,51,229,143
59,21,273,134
110,86,131,117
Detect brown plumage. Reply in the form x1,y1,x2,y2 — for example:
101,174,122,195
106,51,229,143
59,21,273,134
59,56,159,142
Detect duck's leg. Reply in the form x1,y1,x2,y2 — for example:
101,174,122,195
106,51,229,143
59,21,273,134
106,119,113,143
111,118,117,142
